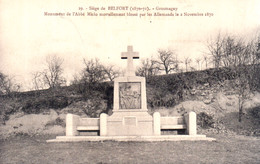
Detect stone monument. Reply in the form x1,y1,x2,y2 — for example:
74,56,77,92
105,45,153,136
47,45,215,142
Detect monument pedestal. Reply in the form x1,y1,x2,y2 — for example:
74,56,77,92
105,73,153,136
107,110,153,136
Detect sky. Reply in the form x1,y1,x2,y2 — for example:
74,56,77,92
0,0,260,91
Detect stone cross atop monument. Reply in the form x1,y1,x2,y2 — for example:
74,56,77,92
121,45,139,76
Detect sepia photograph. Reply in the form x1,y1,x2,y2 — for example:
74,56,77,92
0,0,259,163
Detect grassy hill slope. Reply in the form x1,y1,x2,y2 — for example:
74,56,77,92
0,66,259,138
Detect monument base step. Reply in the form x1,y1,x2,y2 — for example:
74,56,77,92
46,135,216,142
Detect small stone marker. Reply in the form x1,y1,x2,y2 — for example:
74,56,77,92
121,45,139,76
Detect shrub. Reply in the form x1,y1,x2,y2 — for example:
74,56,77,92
22,96,68,114
0,101,21,123
82,98,107,117
250,106,260,119
45,117,65,127
197,112,215,129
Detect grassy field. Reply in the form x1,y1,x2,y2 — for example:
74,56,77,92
0,134,259,164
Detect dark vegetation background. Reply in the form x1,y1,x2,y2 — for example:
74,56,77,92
1,66,259,121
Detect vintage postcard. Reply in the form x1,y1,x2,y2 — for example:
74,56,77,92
0,0,259,163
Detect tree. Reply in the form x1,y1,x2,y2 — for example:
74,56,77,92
82,58,106,84
0,72,21,95
206,33,260,122
202,55,209,69
184,57,192,72
206,33,223,68
196,58,202,70
0,72,6,94
155,49,179,74
136,58,158,78
71,58,106,99
0,72,9,94
31,71,45,90
71,58,106,95
103,65,120,81
232,37,259,122
42,55,66,89
31,55,66,90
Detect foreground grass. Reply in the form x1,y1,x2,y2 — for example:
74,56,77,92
0,134,259,164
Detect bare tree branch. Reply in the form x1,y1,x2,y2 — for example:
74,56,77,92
184,57,192,72
136,58,159,78
206,32,260,122
103,64,120,81
39,55,66,89
154,49,179,74
0,72,21,94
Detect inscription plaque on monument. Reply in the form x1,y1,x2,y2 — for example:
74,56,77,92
119,82,141,109
123,117,137,126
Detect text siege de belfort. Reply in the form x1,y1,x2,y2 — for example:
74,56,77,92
44,5,214,18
